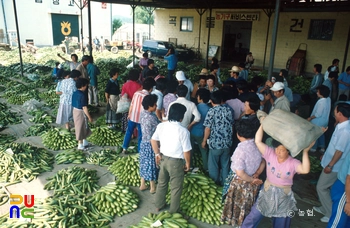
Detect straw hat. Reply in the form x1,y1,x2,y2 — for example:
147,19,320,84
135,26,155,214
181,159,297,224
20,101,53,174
199,68,208,75
228,66,241,73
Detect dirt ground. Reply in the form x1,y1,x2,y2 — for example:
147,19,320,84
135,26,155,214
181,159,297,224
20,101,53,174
0,98,328,228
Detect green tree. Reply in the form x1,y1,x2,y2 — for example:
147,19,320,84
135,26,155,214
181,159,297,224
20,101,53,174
134,6,155,24
112,19,123,32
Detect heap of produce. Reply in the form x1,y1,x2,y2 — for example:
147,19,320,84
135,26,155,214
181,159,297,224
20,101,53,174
0,195,113,227
55,149,86,164
28,110,54,124
41,128,76,150
91,183,139,217
88,126,124,146
108,154,140,186
44,166,100,196
86,148,120,166
24,124,52,136
0,134,16,144
0,142,54,183
130,211,198,228
166,173,223,226
0,102,22,126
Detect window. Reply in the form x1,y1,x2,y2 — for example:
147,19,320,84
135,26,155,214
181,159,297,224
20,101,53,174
69,0,74,6
308,19,335,41
180,17,193,32
35,0,42,3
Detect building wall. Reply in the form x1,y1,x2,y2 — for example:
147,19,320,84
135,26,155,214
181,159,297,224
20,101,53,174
2,0,111,46
155,9,350,74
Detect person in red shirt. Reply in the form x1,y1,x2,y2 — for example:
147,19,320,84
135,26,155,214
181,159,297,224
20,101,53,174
120,69,142,132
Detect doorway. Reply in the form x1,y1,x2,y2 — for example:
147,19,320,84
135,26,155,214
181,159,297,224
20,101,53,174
221,21,252,62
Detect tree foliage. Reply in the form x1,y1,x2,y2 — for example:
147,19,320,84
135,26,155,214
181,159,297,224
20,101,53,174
113,19,123,32
134,6,155,24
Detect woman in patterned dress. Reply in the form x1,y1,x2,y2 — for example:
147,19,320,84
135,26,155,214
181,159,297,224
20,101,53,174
241,124,315,228
221,119,264,226
56,70,80,130
139,94,159,194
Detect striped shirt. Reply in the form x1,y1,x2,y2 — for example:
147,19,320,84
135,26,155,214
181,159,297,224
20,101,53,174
129,89,149,123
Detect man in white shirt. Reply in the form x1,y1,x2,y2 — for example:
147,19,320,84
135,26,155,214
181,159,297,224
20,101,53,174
176,71,193,101
151,103,191,213
313,103,350,223
167,85,201,129
151,77,167,121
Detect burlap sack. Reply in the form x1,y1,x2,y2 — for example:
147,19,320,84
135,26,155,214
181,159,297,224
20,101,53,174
257,109,323,157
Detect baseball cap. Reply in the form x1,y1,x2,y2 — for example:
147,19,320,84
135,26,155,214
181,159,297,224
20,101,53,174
270,82,285,91
176,71,186,81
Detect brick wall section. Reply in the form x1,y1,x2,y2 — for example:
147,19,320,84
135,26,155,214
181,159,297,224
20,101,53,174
155,9,350,75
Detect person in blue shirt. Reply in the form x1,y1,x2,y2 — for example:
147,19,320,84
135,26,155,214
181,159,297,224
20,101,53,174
87,56,100,106
310,64,324,111
164,47,177,81
72,78,93,150
307,85,331,153
327,151,350,228
190,88,211,170
52,62,60,79
338,66,350,101
310,64,324,94
323,71,337,103
238,62,248,81
225,66,243,85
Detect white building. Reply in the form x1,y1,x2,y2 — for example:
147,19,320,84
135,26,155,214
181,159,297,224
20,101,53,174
112,23,154,44
0,0,112,47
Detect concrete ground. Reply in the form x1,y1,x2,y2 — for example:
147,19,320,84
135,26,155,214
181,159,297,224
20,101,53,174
0,136,327,228
0,90,327,228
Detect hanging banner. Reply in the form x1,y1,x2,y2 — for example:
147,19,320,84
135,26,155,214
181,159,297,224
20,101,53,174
215,12,260,21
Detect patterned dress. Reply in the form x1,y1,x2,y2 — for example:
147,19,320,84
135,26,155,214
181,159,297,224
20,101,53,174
221,139,262,226
139,110,159,181
56,78,76,125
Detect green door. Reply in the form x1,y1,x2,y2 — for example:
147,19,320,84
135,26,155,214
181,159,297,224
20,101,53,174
51,14,79,45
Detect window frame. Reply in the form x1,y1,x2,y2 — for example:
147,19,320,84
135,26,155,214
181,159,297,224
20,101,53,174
180,17,194,32
307,19,335,41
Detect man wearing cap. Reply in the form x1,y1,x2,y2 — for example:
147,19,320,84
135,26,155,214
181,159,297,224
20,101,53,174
225,66,243,84
268,81,290,113
176,71,193,101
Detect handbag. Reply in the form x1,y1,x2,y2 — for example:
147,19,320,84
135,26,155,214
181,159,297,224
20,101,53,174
116,94,131,114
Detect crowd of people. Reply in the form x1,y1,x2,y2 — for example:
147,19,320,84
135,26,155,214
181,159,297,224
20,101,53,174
52,52,350,227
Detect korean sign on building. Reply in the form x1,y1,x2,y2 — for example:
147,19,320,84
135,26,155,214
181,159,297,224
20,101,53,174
215,12,260,21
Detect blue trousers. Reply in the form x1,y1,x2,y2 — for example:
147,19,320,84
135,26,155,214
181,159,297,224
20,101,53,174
122,120,142,152
167,69,175,81
241,196,291,228
327,179,350,228
208,148,230,186
312,133,325,150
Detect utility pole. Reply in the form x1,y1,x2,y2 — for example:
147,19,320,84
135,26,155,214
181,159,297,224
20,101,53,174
73,0,88,54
